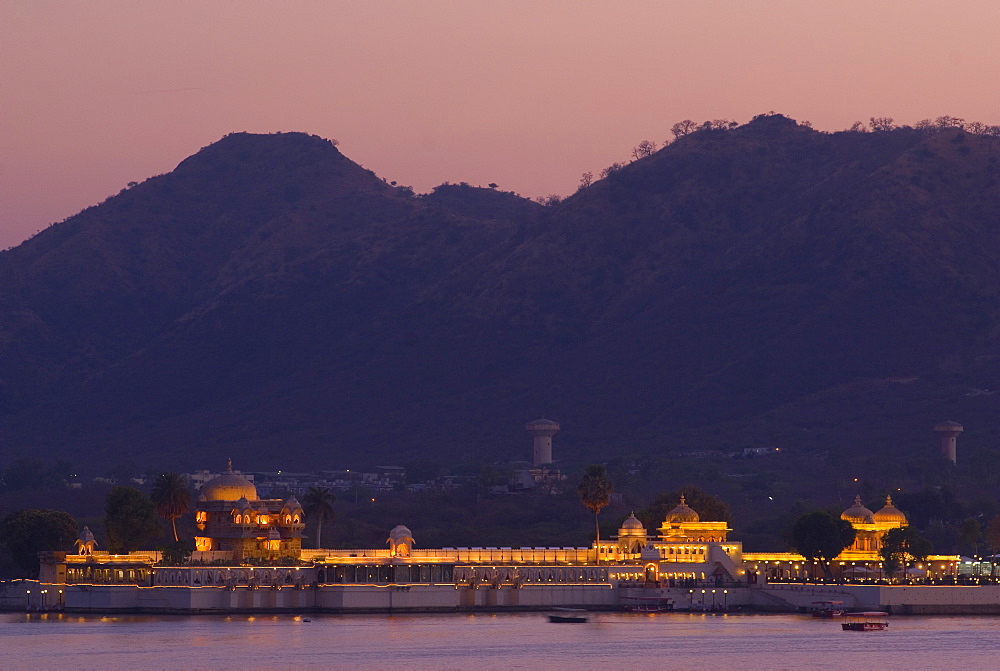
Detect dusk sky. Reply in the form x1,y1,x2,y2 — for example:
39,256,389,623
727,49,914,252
2,0,999,249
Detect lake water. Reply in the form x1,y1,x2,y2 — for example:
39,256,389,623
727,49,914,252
2,611,999,669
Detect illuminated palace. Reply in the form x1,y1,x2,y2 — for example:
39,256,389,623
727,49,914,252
17,463,965,614
741,495,957,581
192,461,305,560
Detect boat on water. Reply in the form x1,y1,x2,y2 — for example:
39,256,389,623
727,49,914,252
548,608,589,623
622,596,674,613
841,612,889,631
809,600,846,618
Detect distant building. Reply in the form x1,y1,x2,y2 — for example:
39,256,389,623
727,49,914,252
187,466,254,491
511,418,567,493
740,447,780,457
934,421,963,464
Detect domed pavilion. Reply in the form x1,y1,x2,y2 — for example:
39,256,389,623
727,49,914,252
840,494,908,554
194,460,305,560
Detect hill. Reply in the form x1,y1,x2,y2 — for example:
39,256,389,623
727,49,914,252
3,119,1000,514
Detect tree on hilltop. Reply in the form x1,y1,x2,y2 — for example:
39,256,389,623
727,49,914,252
670,119,698,138
631,140,658,160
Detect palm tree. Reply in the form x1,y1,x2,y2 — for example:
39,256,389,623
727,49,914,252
577,465,613,563
150,473,192,542
303,486,336,549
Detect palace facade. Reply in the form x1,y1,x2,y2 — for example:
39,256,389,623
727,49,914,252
20,463,962,614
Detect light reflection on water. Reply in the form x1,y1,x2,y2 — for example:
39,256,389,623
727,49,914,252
3,611,999,670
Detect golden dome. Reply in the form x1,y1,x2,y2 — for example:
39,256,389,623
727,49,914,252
201,460,257,501
841,495,874,524
873,495,907,524
666,495,700,523
619,513,646,535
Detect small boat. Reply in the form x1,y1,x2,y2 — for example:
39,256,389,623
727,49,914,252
622,596,674,613
841,612,889,631
548,608,589,623
810,600,845,618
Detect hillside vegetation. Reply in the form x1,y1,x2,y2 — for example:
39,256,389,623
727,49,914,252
3,118,1000,519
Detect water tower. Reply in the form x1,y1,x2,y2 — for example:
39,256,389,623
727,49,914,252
525,418,560,467
934,420,963,464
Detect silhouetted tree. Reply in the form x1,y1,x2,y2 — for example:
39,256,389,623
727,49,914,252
2,458,73,492
959,517,982,556
631,140,657,160
599,162,625,179
150,473,191,542
700,119,738,130
869,116,897,132
105,487,160,554
985,515,1000,554
578,171,593,190
965,121,988,135
670,119,698,138
791,511,856,578
880,526,933,580
578,465,613,560
935,115,965,129
303,487,336,549
0,509,77,577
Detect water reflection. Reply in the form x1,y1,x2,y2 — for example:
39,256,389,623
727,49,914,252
4,612,1000,668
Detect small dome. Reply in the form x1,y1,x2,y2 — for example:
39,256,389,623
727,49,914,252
388,524,414,542
285,497,302,510
873,495,907,524
666,495,700,523
621,512,645,531
78,526,95,544
841,495,875,524
201,460,257,501
619,513,647,537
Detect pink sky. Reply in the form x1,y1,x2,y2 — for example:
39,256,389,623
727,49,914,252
2,0,999,249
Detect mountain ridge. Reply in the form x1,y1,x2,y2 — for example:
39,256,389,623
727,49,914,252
3,119,1000,495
